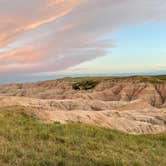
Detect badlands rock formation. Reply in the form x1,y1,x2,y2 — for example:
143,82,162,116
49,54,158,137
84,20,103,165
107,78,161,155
0,76,166,134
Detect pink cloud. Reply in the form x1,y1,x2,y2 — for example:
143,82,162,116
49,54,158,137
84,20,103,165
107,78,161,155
0,0,166,76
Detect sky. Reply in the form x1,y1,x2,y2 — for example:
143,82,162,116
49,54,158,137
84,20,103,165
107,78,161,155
0,0,166,83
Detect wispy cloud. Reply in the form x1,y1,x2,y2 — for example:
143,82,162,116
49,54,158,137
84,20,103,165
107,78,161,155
0,0,166,76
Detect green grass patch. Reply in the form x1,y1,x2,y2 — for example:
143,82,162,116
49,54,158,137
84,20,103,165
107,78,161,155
61,75,166,84
0,108,166,166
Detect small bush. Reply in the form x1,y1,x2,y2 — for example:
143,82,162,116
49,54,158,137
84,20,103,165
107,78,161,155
72,80,99,90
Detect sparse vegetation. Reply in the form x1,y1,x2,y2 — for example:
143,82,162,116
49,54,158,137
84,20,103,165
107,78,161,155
139,75,166,84
63,75,166,84
72,80,99,90
0,108,166,166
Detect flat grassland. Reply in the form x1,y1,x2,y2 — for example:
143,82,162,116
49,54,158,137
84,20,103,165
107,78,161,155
0,108,166,166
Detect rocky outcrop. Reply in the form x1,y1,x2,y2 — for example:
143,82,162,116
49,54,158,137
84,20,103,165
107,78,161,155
0,96,166,134
0,76,166,134
0,76,165,107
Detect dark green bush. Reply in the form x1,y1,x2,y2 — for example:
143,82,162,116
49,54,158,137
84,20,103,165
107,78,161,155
72,80,99,90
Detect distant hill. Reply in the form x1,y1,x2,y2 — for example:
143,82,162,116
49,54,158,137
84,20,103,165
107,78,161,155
0,75,165,108
0,75,165,134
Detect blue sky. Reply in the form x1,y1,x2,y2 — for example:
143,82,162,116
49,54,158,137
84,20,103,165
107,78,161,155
58,22,166,75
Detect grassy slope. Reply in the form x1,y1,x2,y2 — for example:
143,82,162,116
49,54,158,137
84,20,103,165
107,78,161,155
0,108,166,166
62,75,166,83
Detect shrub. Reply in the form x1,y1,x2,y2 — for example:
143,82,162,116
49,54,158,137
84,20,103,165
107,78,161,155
72,80,99,90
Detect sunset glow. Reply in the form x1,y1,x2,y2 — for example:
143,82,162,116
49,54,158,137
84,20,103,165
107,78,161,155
0,0,166,83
